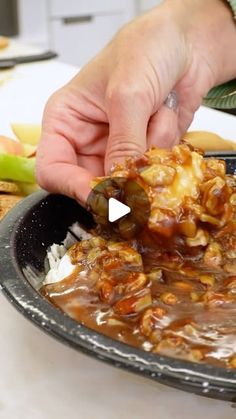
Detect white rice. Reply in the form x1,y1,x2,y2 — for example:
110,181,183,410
43,222,93,285
63,222,93,248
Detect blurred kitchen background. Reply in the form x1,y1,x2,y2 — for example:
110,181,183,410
0,0,162,67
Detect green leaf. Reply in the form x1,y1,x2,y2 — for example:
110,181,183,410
203,93,236,109
204,79,236,109
205,79,236,99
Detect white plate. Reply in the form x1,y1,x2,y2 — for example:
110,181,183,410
0,40,43,60
0,61,78,137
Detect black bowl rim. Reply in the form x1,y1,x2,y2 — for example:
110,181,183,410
0,190,236,400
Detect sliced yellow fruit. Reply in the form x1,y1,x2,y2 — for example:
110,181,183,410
11,123,41,145
0,135,24,155
22,143,37,157
182,131,236,151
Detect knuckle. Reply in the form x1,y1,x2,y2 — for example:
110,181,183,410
106,135,145,162
107,81,148,107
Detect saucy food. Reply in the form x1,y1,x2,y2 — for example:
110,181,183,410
40,144,236,368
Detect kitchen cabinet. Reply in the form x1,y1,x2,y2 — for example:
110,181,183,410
17,0,164,66
49,0,136,17
48,0,137,66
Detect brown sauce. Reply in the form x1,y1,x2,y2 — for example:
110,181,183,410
40,234,236,369
40,144,236,368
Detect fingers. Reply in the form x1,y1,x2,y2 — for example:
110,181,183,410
37,161,93,204
147,104,179,149
147,91,179,148
105,83,181,174
175,103,197,139
36,133,94,205
104,86,152,174
36,81,108,205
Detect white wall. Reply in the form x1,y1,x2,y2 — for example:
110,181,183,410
139,0,163,12
17,0,163,47
17,0,49,47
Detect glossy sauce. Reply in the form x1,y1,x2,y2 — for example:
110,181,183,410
40,145,236,368
41,234,236,368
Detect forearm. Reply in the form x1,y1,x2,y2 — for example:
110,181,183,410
209,0,236,84
170,0,236,86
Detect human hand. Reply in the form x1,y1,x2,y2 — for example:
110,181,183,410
36,0,236,204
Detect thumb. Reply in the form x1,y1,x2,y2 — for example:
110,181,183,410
105,88,152,174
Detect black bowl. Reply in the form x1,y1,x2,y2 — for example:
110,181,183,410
1,190,236,402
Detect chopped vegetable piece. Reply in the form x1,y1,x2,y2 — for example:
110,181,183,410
0,135,23,155
0,153,36,183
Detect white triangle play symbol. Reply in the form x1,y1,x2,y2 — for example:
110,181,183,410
108,197,131,223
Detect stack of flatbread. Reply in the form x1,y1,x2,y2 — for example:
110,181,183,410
0,181,22,220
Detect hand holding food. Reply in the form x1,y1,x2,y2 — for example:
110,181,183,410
35,0,236,367
36,0,236,203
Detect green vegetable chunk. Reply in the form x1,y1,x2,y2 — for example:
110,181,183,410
0,153,36,183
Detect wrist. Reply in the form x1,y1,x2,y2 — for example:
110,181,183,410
172,0,236,86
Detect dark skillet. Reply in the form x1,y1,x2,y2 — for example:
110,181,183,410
0,154,236,402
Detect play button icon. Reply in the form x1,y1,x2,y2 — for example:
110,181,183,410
108,197,131,222
87,177,150,239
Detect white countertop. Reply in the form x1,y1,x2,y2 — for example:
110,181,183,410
0,50,236,419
